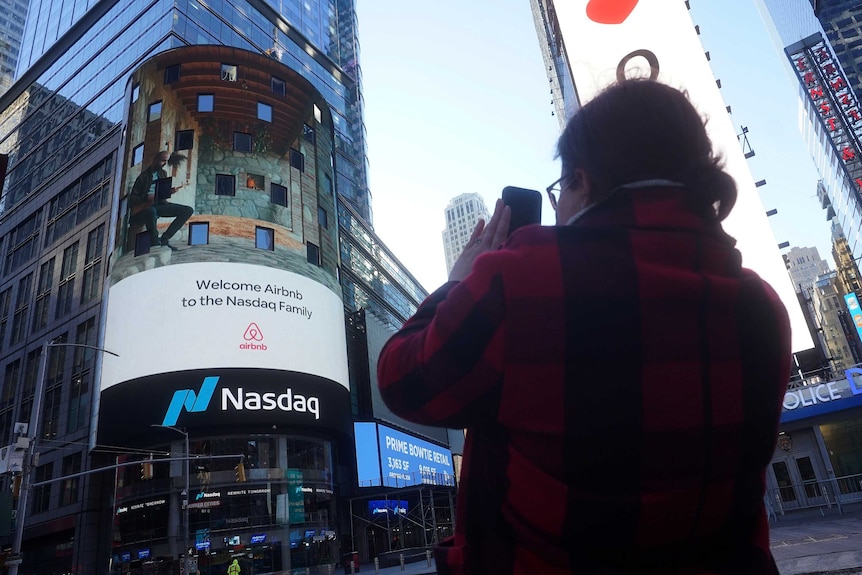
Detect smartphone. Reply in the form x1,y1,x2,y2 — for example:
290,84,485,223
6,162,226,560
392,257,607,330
502,186,542,235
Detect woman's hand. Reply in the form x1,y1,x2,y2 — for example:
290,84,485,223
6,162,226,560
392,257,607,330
448,199,511,282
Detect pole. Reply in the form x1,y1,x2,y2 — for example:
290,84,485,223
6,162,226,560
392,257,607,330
7,341,49,575
184,431,190,575
152,425,190,575
7,341,118,575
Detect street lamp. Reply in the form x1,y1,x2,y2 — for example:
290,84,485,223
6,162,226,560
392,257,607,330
8,339,119,575
152,424,191,575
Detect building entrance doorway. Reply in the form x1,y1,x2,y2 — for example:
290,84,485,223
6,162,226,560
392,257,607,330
768,450,829,511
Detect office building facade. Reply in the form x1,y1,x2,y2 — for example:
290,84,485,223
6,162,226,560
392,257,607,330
441,193,490,275
0,2,456,574
814,0,862,101
0,0,27,97
529,0,579,125
785,245,832,293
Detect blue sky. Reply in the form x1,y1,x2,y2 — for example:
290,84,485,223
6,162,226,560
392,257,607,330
357,0,832,293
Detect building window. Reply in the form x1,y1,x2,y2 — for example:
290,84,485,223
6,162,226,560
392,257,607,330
132,144,144,166
164,64,181,84
198,93,214,112
68,318,96,433
307,242,320,266
270,183,288,207
81,225,104,304
234,132,252,153
32,258,55,333
175,130,194,151
5,210,42,276
19,349,39,429
221,63,237,82
255,227,274,251
43,157,111,249
257,102,272,122
10,273,33,345
0,359,19,445
318,206,328,229
61,453,81,506
56,243,78,319
189,222,209,246
134,232,152,256
41,340,66,440
303,124,315,143
32,462,53,514
271,76,286,96
131,83,140,103
148,101,162,122
289,149,304,171
246,173,264,190
324,174,333,196
0,288,10,351
215,174,236,197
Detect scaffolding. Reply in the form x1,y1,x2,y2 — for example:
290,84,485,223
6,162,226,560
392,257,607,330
347,482,456,564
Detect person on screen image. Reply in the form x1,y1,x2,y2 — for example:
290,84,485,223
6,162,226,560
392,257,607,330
377,79,791,574
227,558,241,575
128,150,194,251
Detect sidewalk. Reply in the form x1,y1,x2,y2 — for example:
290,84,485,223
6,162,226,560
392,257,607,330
354,557,436,575
770,506,862,575
343,509,862,575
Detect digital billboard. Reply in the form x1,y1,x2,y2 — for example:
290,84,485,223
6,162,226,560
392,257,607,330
354,422,455,488
96,46,348,446
553,0,811,352
368,500,408,516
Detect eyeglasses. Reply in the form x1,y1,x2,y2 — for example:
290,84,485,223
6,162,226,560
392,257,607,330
546,176,565,211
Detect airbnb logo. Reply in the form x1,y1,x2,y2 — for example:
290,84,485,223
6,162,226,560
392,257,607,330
241,323,267,351
243,323,264,341
586,0,639,24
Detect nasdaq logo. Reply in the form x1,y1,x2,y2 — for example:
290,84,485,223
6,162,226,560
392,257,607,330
162,376,220,426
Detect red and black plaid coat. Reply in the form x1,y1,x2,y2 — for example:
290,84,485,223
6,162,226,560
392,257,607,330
378,187,791,574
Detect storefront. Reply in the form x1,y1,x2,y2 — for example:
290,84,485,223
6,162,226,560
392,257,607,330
110,434,344,574
766,372,862,514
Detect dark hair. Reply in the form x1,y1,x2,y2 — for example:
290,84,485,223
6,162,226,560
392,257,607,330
556,79,737,222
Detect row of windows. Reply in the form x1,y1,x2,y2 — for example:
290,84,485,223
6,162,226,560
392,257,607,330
1,155,111,285
0,315,97,454
131,221,324,267
130,131,307,167
133,61,306,109
0,225,105,355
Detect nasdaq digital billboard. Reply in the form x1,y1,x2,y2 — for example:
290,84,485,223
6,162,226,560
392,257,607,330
96,46,348,446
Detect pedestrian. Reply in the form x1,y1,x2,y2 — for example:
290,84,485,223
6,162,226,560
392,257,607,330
227,558,241,575
377,79,791,574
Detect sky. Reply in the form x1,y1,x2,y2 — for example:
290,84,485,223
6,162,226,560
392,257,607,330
356,0,834,298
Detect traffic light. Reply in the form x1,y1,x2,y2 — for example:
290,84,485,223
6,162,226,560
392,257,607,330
141,456,154,480
234,461,246,482
10,475,21,499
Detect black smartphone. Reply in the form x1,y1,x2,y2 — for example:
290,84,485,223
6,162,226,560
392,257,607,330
502,186,542,235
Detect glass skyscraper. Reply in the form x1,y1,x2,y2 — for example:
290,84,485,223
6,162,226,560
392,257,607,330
756,0,862,264
815,0,862,102
3,0,371,222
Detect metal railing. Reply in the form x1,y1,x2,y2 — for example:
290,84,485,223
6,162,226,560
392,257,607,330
358,471,456,489
765,472,862,518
